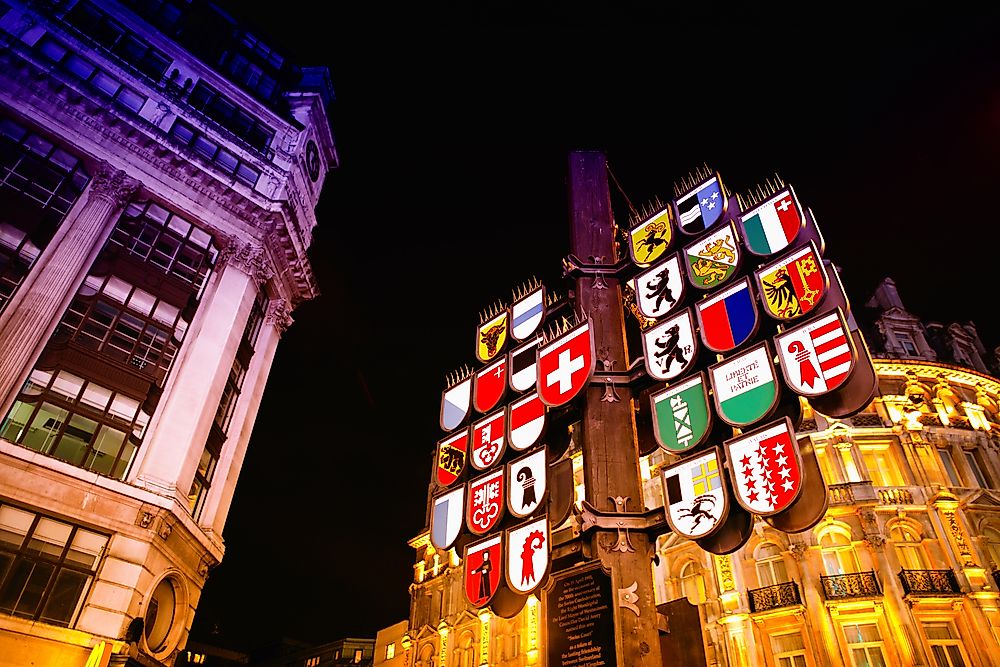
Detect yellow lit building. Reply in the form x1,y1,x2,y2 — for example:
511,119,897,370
400,277,1000,666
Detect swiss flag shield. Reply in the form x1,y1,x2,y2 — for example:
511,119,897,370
536,321,594,407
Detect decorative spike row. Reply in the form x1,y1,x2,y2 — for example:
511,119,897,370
737,173,787,211
511,277,542,301
628,196,666,228
479,300,508,324
673,163,715,198
445,365,474,388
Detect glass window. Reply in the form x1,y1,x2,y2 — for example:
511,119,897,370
890,524,928,570
756,543,790,587
923,622,968,667
0,505,107,626
964,451,991,488
939,449,962,487
861,447,905,487
185,82,275,152
144,578,176,652
896,332,918,356
983,526,1000,569
820,531,860,575
843,623,887,667
771,632,807,667
679,561,705,604
385,643,396,660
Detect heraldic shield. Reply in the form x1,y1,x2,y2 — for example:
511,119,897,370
473,357,507,414
536,320,595,407
467,469,505,535
471,409,506,470
694,276,759,353
509,284,545,342
440,375,471,432
628,205,673,266
709,341,780,427
642,308,698,382
508,339,539,393
684,221,741,291
431,485,465,550
724,417,803,516
738,186,805,257
507,392,545,452
506,447,547,518
755,241,829,321
476,311,509,363
436,429,467,486
465,534,503,608
775,308,857,397
651,371,712,453
631,252,685,319
673,172,727,236
505,515,549,595
661,448,729,539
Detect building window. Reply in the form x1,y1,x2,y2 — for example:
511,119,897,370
938,448,962,487
842,623,888,667
64,0,172,80
1,368,148,480
144,577,176,652
0,504,108,626
169,120,261,186
820,530,860,575
187,82,275,153
108,201,218,293
923,622,968,667
679,561,705,604
755,543,790,587
963,450,991,488
890,524,929,570
983,527,1000,569
35,34,147,114
771,632,807,667
385,642,395,660
860,446,906,487
895,331,918,356
304,658,319,667
354,648,364,663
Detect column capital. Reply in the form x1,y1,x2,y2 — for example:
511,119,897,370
265,297,294,333
89,160,140,208
218,239,274,286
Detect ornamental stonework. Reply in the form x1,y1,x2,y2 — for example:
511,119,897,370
219,239,274,286
89,160,140,208
265,298,294,333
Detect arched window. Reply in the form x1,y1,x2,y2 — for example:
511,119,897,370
755,543,790,587
890,524,929,570
416,643,435,667
983,526,1000,568
457,631,475,667
820,530,860,575
679,561,706,604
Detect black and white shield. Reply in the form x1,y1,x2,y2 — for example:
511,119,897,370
506,447,547,518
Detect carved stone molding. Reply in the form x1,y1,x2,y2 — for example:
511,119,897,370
788,541,809,562
89,160,140,208
219,239,274,285
265,297,294,333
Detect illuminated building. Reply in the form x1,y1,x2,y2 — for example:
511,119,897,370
0,1,335,664
402,276,1000,666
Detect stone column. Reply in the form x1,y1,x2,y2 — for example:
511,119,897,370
130,240,272,505
789,541,842,667
0,161,139,412
202,297,290,533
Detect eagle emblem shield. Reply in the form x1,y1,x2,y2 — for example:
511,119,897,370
536,320,595,407
464,535,503,608
650,372,712,453
755,242,828,321
630,252,685,319
775,308,856,396
627,205,673,265
724,417,803,516
641,308,697,381
467,469,505,535
471,409,506,470
436,429,467,486
709,341,779,427
506,448,547,518
661,448,728,539
476,311,509,363
684,222,741,290
505,515,549,595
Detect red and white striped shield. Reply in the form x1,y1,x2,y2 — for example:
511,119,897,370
507,392,545,451
774,309,856,397
536,321,594,407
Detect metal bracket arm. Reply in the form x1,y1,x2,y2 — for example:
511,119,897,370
578,500,671,536
561,253,631,279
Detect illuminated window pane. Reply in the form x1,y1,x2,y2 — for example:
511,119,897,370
939,449,962,486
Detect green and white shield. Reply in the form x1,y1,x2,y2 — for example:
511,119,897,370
651,372,712,453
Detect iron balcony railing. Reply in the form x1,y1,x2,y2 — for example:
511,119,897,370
898,569,962,596
748,581,801,613
820,571,881,600
828,480,876,506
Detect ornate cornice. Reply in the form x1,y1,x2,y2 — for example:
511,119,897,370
88,160,140,208
265,297,294,333
218,240,274,286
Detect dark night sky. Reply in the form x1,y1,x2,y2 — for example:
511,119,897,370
187,6,1000,649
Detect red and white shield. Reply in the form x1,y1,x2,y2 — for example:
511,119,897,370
465,535,503,608
507,392,545,451
435,429,467,486
774,308,856,397
536,321,594,407
471,410,505,470
467,469,505,535
505,515,549,595
473,358,507,414
724,417,802,516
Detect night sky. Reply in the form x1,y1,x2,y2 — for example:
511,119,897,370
187,6,1000,649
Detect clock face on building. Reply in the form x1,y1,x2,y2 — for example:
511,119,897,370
306,140,320,182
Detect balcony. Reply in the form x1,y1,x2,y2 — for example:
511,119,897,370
820,571,881,600
898,569,962,596
748,582,802,613
877,487,914,505
828,481,877,506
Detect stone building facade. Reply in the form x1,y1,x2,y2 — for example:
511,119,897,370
400,277,1000,667
0,1,335,664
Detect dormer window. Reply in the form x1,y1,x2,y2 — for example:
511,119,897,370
896,331,918,356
